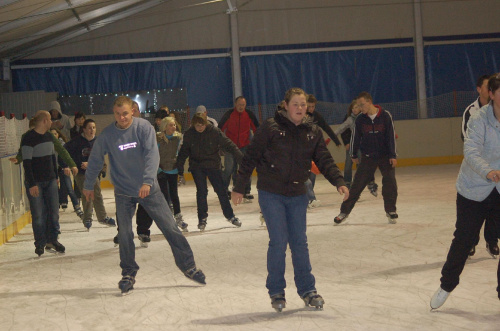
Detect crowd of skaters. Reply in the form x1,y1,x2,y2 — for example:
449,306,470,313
9,75,500,309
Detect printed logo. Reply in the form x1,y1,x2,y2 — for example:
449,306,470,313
118,142,138,151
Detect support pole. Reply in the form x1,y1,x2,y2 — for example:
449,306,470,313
414,0,427,119
226,0,242,98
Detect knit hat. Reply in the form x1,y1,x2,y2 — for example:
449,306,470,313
195,105,207,113
50,101,61,112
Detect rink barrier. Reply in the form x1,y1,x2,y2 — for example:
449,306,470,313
0,212,31,246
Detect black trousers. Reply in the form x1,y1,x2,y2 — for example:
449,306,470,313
340,155,398,215
136,173,180,236
440,190,500,293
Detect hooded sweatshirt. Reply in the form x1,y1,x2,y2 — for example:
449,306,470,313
50,101,71,139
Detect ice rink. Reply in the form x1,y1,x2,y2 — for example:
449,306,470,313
1,164,500,331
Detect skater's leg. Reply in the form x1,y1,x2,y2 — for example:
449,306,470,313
92,178,108,222
440,193,487,292
239,146,252,195
340,156,377,214
207,169,235,220
115,194,139,277
378,156,398,213
192,169,209,221
58,170,68,206
223,152,236,192
484,217,498,245
259,190,289,296
285,194,316,296
164,173,181,215
26,182,47,247
136,204,153,236
75,173,93,220
140,189,195,272
44,179,60,243
61,173,79,208
343,149,353,188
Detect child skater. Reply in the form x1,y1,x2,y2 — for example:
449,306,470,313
232,87,349,312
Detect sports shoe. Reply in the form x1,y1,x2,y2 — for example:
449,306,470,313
98,216,116,227
334,213,349,225
227,216,242,227
83,219,92,231
184,267,206,285
430,286,450,309
301,291,324,309
308,200,321,209
74,206,84,220
270,293,286,312
138,234,151,248
118,275,135,295
35,245,44,257
174,213,189,232
368,182,378,197
198,219,207,231
45,240,65,253
386,212,398,224
486,242,499,258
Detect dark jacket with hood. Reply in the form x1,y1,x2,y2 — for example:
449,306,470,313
350,105,397,160
234,110,345,197
176,124,243,175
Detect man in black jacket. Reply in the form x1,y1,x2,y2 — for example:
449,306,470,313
334,92,398,225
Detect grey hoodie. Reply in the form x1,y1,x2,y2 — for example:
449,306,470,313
50,101,71,139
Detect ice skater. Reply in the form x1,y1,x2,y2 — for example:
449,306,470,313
82,96,205,295
334,92,398,225
232,88,349,312
430,73,500,310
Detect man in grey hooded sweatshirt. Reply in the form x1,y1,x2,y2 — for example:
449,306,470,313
49,100,71,139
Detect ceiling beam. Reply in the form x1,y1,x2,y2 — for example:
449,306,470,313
0,0,93,35
9,0,169,61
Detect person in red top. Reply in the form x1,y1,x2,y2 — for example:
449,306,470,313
219,96,260,199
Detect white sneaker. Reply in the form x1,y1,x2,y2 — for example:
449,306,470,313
308,200,321,209
430,287,450,309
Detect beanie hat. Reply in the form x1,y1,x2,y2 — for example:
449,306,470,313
195,105,207,113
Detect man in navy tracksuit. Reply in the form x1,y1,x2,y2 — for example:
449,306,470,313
334,92,398,224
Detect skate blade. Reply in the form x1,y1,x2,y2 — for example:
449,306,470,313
243,199,252,203
114,243,119,247
45,248,65,255
387,218,397,224
121,289,133,296
274,308,283,312
139,242,148,248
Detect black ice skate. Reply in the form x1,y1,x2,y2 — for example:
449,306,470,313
270,293,286,312
301,291,324,310
334,213,349,225
113,235,119,247
386,212,398,224
174,213,189,232
98,216,116,227
368,182,378,197
35,245,44,257
118,275,135,295
83,219,92,231
45,240,65,254
227,216,242,227
243,193,254,203
138,234,151,248
198,219,207,232
469,245,476,258
74,206,84,220
183,267,206,285
486,242,499,259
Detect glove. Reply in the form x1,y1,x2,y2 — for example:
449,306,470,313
178,175,186,186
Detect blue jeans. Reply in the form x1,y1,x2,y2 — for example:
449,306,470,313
258,190,316,297
223,146,251,194
114,188,196,277
192,168,234,221
58,172,79,208
305,173,317,201
26,179,60,247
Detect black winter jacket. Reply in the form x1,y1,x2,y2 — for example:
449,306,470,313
234,111,345,197
176,124,243,175
350,106,397,159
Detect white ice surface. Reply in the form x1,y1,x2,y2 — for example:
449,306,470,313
1,164,500,331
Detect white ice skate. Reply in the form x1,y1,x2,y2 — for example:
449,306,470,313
430,286,450,310
138,234,150,248
386,212,398,224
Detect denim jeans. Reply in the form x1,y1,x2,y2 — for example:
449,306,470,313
192,168,234,221
305,173,317,202
440,191,500,293
26,179,60,247
58,172,79,208
258,190,316,297
114,188,196,277
223,146,251,194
